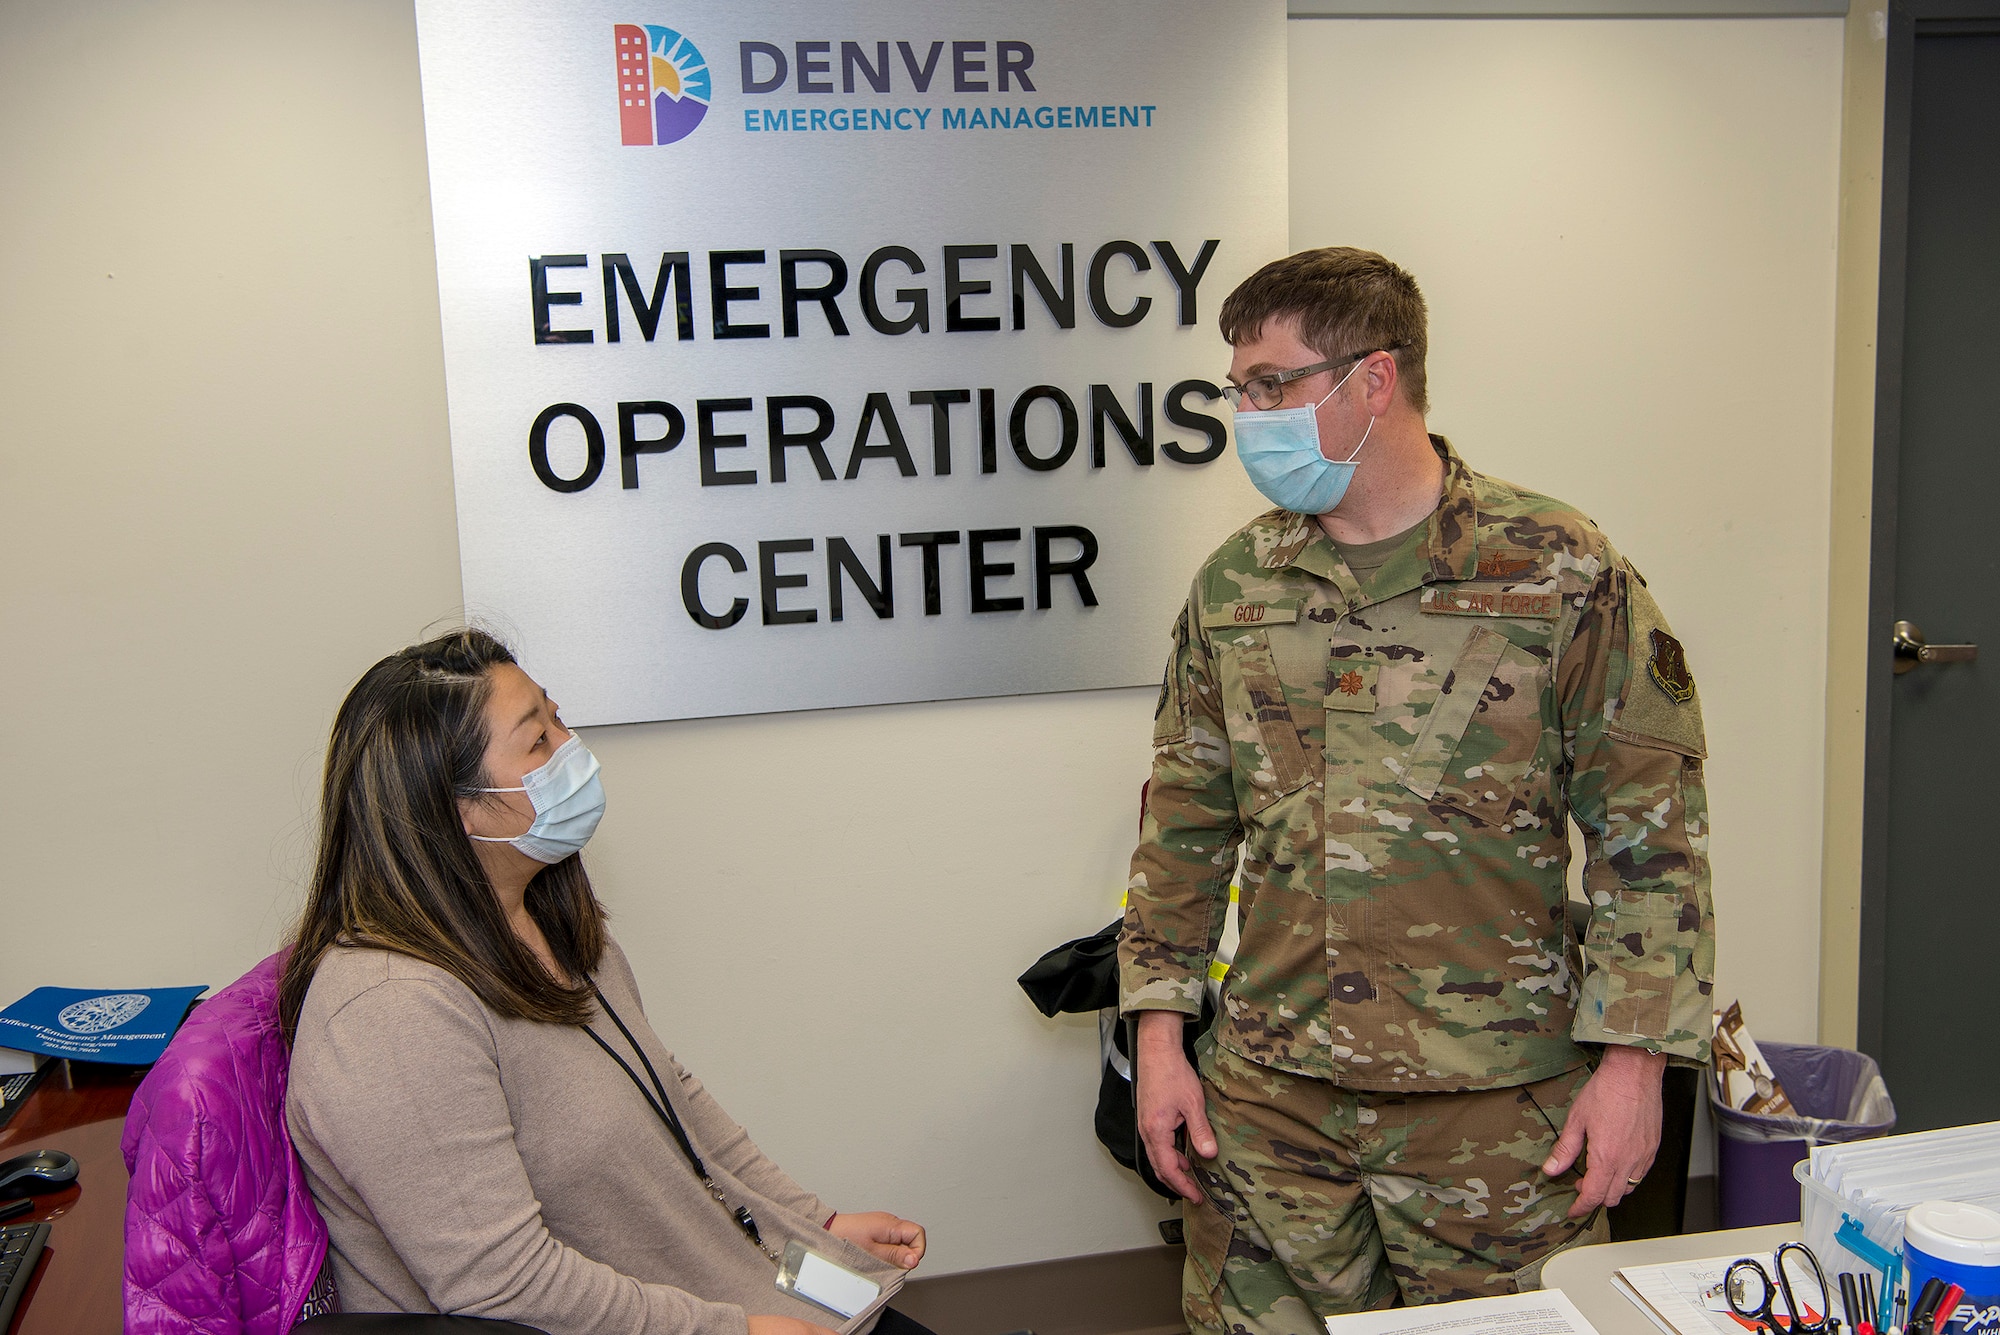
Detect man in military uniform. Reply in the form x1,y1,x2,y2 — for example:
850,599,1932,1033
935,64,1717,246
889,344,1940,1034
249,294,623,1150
1119,248,1714,1333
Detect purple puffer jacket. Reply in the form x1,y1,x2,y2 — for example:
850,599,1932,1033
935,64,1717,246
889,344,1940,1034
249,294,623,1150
122,948,332,1334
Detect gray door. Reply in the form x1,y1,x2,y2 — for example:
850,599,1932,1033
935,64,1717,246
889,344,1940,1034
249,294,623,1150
1865,15,2000,1132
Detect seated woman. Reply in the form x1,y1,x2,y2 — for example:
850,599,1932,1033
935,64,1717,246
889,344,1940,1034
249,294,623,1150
281,629,928,1335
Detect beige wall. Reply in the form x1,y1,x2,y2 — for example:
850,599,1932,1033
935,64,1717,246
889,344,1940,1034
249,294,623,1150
2,0,1851,1277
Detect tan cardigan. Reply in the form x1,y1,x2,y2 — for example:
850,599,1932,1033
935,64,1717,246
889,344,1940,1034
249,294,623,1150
286,938,899,1335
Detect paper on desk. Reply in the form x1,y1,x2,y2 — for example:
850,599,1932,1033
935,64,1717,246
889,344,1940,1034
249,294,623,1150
1323,1289,1606,1335
1613,1254,1776,1335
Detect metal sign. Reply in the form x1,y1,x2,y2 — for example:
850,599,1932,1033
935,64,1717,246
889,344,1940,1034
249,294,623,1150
414,0,1286,723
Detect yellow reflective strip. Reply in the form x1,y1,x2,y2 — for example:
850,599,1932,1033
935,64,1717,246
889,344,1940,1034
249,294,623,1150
1207,959,1229,981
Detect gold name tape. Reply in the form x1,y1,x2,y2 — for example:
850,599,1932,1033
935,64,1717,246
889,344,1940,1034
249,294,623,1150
1422,587,1558,620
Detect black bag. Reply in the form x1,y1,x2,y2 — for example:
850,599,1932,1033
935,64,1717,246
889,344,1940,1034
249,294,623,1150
1018,919,1210,1201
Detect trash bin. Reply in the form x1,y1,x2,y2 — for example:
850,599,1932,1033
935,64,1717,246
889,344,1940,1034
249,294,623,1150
1713,1040,1896,1228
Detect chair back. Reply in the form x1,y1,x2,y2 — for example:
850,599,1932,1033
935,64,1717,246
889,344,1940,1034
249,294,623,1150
122,948,333,1335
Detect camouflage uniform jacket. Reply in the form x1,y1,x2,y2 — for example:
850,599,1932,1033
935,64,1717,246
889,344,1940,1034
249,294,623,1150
1119,438,1715,1092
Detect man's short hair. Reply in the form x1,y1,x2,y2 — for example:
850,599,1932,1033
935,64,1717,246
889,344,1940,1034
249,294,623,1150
1218,247,1430,416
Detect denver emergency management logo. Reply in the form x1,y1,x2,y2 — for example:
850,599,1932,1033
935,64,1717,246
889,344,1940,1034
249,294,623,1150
57,992,152,1034
615,24,711,145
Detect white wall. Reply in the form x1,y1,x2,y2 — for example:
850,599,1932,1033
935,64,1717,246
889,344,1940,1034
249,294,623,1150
0,2,1841,1274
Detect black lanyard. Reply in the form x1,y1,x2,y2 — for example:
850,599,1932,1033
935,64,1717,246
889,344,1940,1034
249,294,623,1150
584,988,776,1262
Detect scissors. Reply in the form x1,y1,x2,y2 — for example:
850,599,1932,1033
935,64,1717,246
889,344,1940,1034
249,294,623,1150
1726,1242,1833,1335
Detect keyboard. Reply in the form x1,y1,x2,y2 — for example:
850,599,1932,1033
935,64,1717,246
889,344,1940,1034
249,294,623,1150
0,1220,51,1335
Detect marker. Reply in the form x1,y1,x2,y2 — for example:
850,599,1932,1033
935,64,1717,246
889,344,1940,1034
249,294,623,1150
1843,1272,1865,1333
1929,1284,1965,1335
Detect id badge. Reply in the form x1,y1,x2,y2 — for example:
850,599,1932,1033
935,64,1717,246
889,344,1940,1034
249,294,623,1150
776,1239,884,1321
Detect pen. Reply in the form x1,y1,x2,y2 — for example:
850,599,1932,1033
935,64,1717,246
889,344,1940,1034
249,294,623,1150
1843,1272,1864,1333
1863,1276,1881,1335
0,1197,30,1223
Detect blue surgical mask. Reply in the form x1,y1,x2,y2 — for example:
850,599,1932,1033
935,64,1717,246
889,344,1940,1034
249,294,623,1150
1232,358,1376,515
471,734,605,863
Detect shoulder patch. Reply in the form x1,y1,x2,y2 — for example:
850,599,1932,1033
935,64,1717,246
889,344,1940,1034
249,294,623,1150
1613,577,1707,757
1648,628,1694,703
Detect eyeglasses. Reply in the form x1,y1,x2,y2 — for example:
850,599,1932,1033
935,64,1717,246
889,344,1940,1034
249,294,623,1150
1221,343,1409,411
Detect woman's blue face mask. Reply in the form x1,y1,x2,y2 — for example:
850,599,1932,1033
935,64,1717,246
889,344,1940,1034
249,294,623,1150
1230,357,1376,515
470,733,606,864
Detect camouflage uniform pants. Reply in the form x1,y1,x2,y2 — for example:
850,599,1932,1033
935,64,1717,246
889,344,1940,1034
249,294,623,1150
1182,1045,1609,1335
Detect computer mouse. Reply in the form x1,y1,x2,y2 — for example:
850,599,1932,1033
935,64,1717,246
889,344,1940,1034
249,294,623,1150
0,1149,79,1198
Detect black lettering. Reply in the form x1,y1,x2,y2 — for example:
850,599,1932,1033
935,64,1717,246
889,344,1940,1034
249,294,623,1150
1010,385,1078,471
1089,382,1153,467
795,40,832,93
1034,526,1100,609
897,40,944,93
841,40,890,93
968,528,1024,613
528,403,604,492
952,40,987,92
944,244,1000,333
618,401,685,488
740,41,786,93
530,254,592,344
1151,239,1220,328
828,535,894,621
1010,242,1075,331
908,389,970,476
996,41,1036,93
697,398,757,485
979,387,998,473
683,543,749,629
859,246,929,335
602,252,694,343
845,393,918,479
767,396,836,482
710,250,770,339
779,249,850,337
1087,240,1152,329
898,531,961,615
1162,379,1228,464
759,539,817,624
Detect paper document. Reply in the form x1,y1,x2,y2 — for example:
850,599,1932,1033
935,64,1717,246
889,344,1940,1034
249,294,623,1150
1614,1254,1780,1335
1323,1289,1605,1335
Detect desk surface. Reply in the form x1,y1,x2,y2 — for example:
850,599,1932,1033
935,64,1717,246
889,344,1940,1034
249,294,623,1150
1544,1222,1798,1335
0,1061,144,1335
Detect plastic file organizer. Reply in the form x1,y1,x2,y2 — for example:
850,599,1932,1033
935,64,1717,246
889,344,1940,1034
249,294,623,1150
1797,1121,2000,1330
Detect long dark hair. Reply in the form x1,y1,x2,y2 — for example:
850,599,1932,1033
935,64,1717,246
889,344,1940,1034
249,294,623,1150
278,629,606,1040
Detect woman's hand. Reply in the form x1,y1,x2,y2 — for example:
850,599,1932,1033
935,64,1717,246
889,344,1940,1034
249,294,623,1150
825,1210,926,1269
748,1315,838,1335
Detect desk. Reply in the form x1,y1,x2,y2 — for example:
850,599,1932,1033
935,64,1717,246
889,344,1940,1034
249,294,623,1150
0,1061,144,1335
1544,1222,1797,1335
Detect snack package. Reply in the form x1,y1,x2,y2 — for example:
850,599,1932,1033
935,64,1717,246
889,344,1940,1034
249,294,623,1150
1712,1000,1796,1116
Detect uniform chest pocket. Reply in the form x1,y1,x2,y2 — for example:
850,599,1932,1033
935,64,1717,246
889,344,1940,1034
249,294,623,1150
1399,624,1552,826
1201,605,1320,813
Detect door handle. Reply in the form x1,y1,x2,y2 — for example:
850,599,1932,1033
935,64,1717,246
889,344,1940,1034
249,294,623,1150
1893,619,1979,675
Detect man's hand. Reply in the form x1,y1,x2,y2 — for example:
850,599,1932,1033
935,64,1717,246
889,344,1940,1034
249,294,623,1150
1134,1009,1218,1203
1541,1045,1667,1217
825,1210,925,1270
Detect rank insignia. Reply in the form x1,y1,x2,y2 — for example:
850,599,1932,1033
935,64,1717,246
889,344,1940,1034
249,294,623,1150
1648,628,1694,703
1475,550,1539,580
